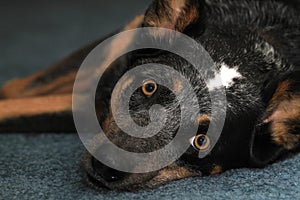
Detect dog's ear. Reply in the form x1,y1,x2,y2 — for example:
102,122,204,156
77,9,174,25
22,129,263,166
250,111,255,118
143,0,202,32
250,71,300,166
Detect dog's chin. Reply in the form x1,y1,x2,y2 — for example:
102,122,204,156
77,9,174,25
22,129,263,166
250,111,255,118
81,151,202,191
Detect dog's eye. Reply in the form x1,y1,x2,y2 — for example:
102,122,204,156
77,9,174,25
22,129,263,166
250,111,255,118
142,80,157,96
190,134,210,151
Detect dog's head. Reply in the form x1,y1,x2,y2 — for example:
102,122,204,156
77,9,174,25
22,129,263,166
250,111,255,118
81,0,297,191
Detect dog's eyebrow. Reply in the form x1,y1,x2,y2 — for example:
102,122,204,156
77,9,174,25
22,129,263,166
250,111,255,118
197,115,211,126
173,79,183,94
144,0,200,32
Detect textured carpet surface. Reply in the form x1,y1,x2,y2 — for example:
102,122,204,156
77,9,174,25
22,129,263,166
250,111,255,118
0,134,300,200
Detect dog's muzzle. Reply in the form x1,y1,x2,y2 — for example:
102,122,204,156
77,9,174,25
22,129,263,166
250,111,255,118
92,157,129,183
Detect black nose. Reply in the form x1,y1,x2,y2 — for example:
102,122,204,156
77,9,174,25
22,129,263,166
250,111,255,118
92,157,129,182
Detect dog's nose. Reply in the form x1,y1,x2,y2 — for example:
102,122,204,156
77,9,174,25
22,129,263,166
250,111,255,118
92,157,129,182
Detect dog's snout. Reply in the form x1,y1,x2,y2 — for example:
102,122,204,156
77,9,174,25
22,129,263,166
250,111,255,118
92,157,129,182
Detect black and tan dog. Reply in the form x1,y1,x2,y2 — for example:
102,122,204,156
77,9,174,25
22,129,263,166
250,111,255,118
1,0,300,191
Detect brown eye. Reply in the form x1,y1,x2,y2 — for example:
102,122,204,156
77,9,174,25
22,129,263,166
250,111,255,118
142,80,157,96
190,134,210,151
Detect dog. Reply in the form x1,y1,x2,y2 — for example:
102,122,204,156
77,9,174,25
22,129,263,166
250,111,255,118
0,0,300,191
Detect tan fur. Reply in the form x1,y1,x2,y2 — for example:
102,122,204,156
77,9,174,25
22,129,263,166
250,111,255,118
264,81,300,149
197,115,211,126
210,165,223,175
173,79,183,93
144,0,199,32
269,96,300,149
0,94,72,121
145,163,200,188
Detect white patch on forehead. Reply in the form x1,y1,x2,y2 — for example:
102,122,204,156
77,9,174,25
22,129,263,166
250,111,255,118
219,64,242,87
207,63,242,91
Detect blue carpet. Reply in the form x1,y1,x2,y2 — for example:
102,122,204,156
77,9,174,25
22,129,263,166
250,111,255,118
0,134,300,200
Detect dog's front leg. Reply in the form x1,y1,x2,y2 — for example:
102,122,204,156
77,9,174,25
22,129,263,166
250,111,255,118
0,94,74,133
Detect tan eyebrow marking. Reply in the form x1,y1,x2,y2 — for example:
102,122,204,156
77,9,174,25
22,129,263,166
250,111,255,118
173,79,183,93
196,115,211,126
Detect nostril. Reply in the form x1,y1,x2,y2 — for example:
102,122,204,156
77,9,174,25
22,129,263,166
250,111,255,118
92,157,129,182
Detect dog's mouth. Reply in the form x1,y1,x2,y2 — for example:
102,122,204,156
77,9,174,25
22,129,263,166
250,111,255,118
81,151,201,191
92,157,130,183
82,151,161,191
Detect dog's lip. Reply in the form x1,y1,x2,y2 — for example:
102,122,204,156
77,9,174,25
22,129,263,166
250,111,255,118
81,150,158,190
86,172,110,190
83,155,124,190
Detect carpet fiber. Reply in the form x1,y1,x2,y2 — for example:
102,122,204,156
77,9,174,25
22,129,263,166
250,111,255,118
0,134,300,199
